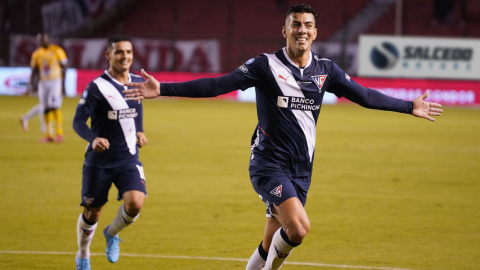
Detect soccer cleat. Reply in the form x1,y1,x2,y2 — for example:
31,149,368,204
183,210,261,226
103,226,123,263
19,118,28,132
56,135,63,143
75,257,91,270
39,137,54,143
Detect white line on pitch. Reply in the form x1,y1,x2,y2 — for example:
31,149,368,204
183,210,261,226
0,251,417,270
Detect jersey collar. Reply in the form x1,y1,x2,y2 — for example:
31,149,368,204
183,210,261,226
282,47,313,70
104,70,131,87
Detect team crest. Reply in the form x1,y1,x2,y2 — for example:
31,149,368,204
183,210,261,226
82,228,94,236
274,245,290,258
311,75,327,92
270,185,282,197
83,197,94,206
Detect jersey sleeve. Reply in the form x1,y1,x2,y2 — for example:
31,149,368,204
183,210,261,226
160,73,241,97
159,55,268,97
327,62,413,114
230,55,269,90
135,100,144,133
30,50,39,68
55,46,68,65
72,82,100,143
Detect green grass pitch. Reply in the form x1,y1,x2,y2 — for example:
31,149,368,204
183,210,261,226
0,96,479,270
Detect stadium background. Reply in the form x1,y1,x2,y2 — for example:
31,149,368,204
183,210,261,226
0,0,479,270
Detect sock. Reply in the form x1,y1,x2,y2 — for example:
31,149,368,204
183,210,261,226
246,241,268,270
264,228,301,270
106,204,139,236
45,110,54,138
53,109,63,136
76,213,97,259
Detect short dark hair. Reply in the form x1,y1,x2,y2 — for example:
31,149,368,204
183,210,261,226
107,35,132,49
286,3,318,20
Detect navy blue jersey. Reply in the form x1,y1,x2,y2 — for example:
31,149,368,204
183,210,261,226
160,48,412,177
73,71,145,168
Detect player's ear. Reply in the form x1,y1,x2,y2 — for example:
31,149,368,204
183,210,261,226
104,50,110,60
282,26,286,38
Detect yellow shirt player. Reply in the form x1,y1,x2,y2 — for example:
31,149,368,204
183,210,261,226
21,33,68,143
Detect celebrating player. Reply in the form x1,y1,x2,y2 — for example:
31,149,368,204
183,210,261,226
72,35,148,270
20,33,67,142
124,4,443,270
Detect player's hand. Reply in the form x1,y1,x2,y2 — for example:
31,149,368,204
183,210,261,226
123,69,160,100
137,132,148,148
412,90,443,122
92,137,110,152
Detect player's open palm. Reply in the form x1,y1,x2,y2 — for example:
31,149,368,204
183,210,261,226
124,69,160,100
412,90,443,122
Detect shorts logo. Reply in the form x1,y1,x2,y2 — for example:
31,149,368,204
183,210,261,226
270,185,282,197
82,228,94,236
83,197,94,206
274,245,290,258
311,75,327,92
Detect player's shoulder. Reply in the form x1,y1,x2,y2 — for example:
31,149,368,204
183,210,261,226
235,54,269,75
49,43,65,52
129,72,145,82
31,48,42,58
311,52,333,66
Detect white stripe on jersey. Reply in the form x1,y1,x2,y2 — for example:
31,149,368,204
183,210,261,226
265,53,316,162
93,77,137,155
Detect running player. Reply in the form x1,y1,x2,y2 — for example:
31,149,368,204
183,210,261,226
72,35,148,270
123,4,443,270
21,33,67,142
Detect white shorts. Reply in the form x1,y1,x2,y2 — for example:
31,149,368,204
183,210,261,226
38,79,63,109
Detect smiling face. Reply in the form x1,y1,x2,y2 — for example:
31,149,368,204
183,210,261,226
282,12,317,55
106,41,133,74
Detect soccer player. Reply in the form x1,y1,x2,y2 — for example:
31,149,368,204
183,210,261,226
72,35,148,270
20,33,67,142
123,4,443,270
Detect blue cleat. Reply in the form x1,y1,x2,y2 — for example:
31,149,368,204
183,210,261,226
75,257,91,270
103,226,123,263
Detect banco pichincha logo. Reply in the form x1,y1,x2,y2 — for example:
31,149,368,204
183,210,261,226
370,42,399,70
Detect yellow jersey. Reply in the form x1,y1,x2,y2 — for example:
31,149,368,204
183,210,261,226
31,44,68,81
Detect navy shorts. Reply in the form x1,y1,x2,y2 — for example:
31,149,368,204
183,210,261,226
80,160,146,208
249,165,311,217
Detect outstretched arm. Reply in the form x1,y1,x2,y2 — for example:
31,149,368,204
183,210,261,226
123,69,241,100
412,90,443,122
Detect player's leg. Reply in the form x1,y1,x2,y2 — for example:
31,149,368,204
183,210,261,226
103,161,146,263
37,82,47,134
248,167,310,270
264,197,310,270
246,217,281,270
50,79,63,142
20,104,41,132
77,206,103,259
105,190,145,237
76,165,113,269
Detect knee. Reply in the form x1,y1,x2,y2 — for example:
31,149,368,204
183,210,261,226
124,200,143,216
285,221,310,243
83,207,102,223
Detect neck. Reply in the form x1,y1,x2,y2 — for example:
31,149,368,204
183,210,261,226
108,67,130,84
285,46,310,67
